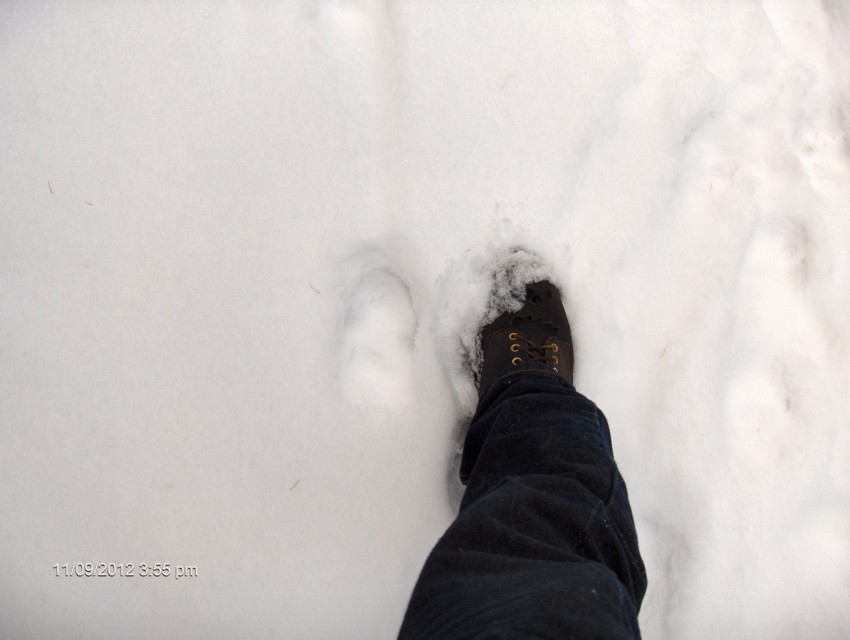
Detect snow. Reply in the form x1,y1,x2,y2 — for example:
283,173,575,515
1,1,849,638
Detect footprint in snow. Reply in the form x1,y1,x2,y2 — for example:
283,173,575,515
724,216,820,472
338,259,417,410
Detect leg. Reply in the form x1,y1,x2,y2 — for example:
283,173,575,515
398,366,647,640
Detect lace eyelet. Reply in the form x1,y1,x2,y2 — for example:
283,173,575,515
552,356,559,365
550,343,558,352
508,332,518,340
511,357,522,365
510,344,520,353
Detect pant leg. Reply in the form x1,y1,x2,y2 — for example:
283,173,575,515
397,368,647,640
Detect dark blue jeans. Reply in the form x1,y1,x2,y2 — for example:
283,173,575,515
398,367,647,639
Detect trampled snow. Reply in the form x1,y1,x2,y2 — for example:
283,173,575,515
1,1,849,638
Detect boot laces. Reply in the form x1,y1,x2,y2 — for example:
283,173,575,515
508,332,560,369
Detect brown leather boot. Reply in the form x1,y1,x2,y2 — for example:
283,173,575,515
477,281,574,393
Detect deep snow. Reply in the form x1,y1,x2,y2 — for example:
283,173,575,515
2,1,849,638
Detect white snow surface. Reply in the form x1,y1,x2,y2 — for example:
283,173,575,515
2,1,850,638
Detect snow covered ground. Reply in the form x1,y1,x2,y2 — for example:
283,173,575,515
2,1,849,637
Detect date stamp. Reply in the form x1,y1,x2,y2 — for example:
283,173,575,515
54,563,198,580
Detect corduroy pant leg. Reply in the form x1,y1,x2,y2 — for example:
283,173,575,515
397,367,647,640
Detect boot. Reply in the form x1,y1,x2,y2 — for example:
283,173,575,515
477,281,574,393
